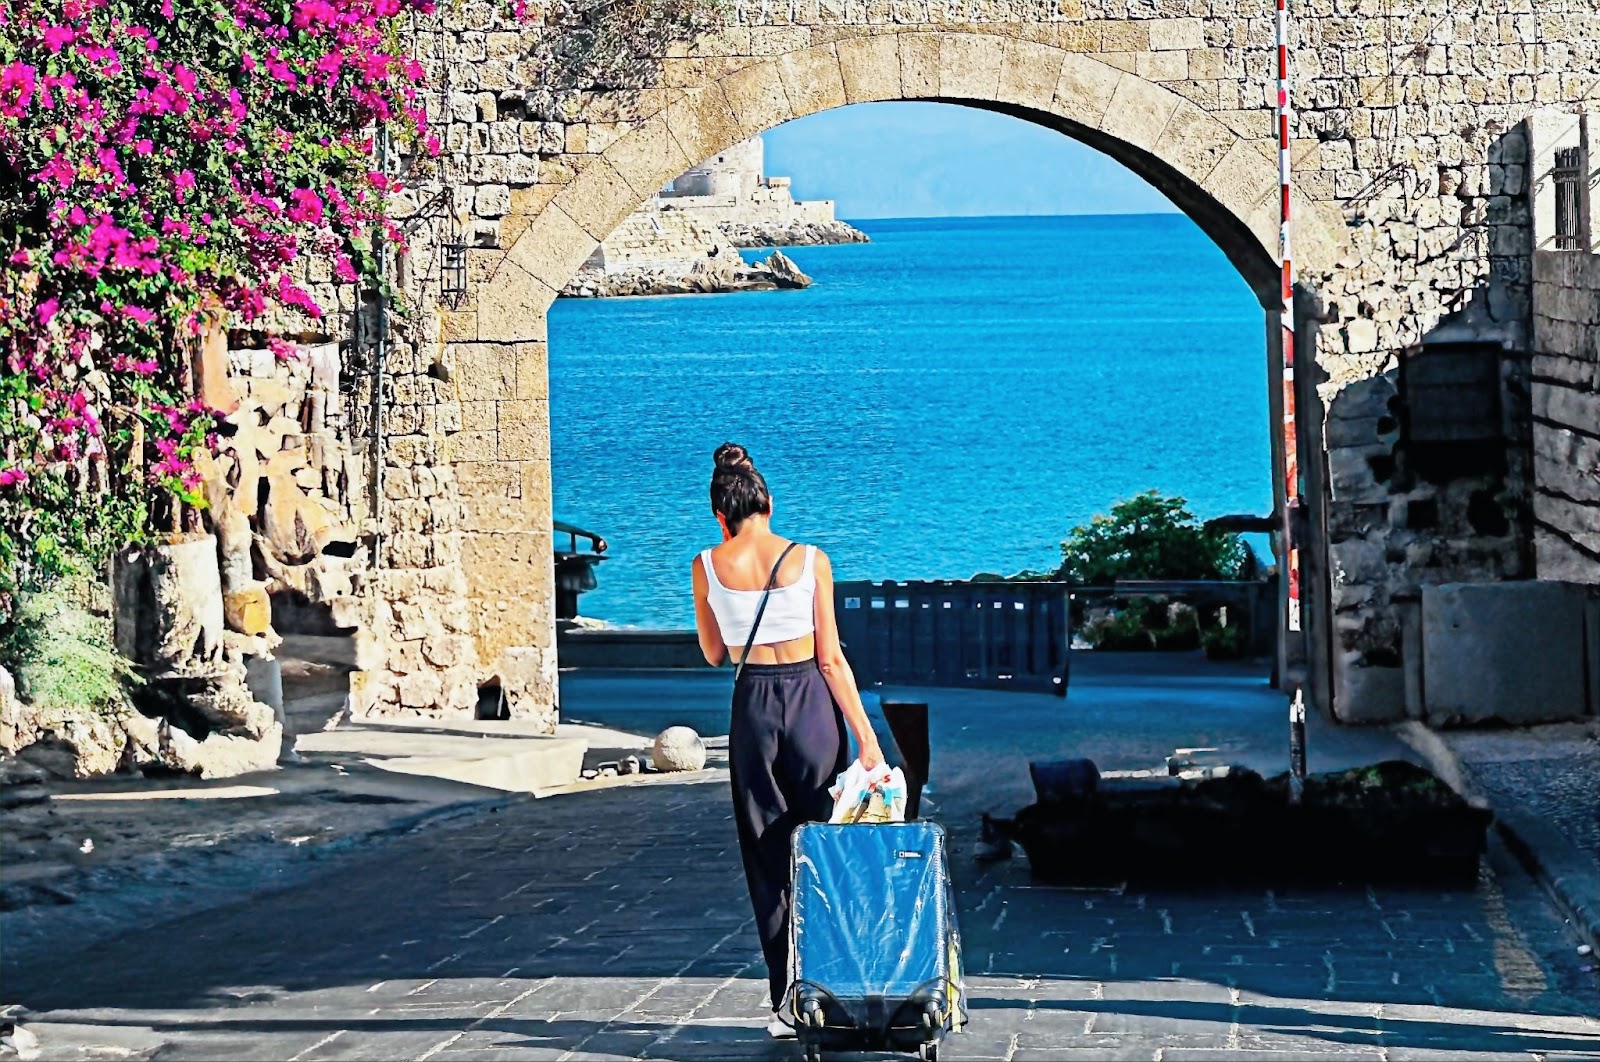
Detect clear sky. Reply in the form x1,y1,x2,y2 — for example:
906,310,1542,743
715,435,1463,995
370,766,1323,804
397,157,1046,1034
761,101,1179,221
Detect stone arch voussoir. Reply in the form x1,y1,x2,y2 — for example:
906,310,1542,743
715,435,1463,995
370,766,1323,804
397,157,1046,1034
478,29,1345,339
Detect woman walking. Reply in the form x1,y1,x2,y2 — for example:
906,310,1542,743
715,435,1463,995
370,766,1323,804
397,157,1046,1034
691,443,885,1039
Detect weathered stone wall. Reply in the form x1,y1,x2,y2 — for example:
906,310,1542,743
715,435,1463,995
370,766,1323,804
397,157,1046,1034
1531,249,1600,583
296,1,1600,725
585,208,728,272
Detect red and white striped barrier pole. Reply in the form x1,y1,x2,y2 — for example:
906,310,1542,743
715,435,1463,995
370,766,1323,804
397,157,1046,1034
1276,0,1301,634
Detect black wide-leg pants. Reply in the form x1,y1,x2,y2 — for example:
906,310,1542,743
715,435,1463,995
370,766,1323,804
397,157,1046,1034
728,660,849,1011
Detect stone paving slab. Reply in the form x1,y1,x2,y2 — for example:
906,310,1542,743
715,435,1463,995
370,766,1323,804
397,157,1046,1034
4,773,1597,1062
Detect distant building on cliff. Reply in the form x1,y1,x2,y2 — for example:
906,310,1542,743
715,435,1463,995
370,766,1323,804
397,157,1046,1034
652,136,837,228
578,135,865,277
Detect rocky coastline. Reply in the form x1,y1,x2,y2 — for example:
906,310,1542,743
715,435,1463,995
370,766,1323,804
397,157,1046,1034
560,250,812,299
719,218,870,247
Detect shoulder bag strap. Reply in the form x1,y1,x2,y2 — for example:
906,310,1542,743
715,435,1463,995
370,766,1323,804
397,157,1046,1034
733,541,801,686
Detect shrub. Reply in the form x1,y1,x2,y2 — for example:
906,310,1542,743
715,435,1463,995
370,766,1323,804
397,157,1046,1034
1,571,136,720
1201,622,1251,661
1058,491,1249,585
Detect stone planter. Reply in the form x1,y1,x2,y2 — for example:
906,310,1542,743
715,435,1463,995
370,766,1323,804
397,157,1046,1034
113,535,227,682
1010,761,1490,887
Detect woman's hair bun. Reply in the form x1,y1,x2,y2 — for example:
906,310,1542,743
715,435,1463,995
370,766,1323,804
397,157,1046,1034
713,442,754,474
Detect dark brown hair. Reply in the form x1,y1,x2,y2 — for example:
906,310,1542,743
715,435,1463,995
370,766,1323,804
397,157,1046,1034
710,442,771,533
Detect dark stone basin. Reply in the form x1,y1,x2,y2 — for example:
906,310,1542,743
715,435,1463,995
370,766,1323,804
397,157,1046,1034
1007,761,1492,887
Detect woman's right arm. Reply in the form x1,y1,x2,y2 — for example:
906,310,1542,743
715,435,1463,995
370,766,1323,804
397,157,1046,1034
812,549,884,770
692,555,728,667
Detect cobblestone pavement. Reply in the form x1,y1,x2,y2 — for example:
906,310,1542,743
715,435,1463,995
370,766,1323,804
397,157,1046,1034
6,773,1598,1062
1442,722,1600,873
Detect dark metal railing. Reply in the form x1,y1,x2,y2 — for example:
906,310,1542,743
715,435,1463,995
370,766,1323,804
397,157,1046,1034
1554,146,1585,251
835,579,1071,696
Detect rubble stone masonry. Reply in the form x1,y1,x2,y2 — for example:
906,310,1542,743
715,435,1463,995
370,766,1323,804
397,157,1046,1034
284,0,1598,725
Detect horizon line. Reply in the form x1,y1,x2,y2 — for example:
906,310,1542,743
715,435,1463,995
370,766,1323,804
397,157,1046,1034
841,210,1186,223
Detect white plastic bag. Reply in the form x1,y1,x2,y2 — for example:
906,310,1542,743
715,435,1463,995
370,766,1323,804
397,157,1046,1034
828,759,909,823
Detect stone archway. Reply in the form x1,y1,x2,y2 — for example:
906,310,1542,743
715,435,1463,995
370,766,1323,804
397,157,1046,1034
476,33,1344,337
414,30,1348,721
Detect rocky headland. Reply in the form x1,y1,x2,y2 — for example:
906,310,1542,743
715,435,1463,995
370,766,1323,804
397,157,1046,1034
561,249,811,299
720,218,870,247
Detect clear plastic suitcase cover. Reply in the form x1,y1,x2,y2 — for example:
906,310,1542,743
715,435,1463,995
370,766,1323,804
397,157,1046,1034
790,821,965,1030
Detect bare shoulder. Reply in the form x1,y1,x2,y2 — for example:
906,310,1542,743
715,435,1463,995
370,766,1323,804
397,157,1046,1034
810,546,833,575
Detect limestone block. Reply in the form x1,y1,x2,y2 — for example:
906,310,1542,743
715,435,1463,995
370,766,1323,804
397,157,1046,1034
777,45,846,118
161,720,283,779
552,157,641,242
1135,50,1188,82
938,33,1005,101
998,38,1065,110
837,33,901,104
1332,658,1406,724
595,114,691,202
899,33,940,98
652,726,707,772
1422,582,1594,725
224,584,273,636
1153,101,1236,187
1328,445,1392,504
1051,54,1122,129
1329,538,1388,588
663,87,744,173
1100,70,1180,150
500,203,592,299
719,61,793,139
398,669,444,709
497,646,557,733
452,343,519,401
1148,17,1204,51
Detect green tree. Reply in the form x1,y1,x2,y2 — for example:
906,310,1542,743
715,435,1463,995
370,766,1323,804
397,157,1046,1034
1058,491,1248,584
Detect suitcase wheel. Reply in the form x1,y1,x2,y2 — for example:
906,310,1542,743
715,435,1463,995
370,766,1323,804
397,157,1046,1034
803,1044,822,1062
917,1043,939,1062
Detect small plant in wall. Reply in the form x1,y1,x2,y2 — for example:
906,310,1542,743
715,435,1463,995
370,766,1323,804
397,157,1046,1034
525,0,734,100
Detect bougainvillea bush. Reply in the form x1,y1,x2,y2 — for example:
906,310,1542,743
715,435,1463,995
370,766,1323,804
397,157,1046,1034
0,0,439,592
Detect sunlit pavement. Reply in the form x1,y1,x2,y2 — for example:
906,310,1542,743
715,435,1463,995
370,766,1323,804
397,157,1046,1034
6,656,1598,1061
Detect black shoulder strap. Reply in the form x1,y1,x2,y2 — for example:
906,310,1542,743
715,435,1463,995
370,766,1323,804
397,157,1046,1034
733,542,801,685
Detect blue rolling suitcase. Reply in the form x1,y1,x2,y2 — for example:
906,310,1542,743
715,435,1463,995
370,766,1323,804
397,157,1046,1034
789,821,966,1062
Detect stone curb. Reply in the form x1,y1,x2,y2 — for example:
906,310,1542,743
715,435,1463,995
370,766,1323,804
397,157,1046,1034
1397,722,1600,957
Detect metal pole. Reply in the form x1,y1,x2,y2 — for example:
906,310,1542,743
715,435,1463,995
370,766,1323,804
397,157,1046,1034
1288,690,1307,803
1276,0,1301,635
1580,111,1593,254
370,124,389,570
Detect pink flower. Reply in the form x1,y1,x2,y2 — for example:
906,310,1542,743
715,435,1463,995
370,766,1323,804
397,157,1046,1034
124,305,156,325
0,62,36,117
173,169,196,202
41,25,76,53
36,298,59,324
134,138,153,155
287,187,324,225
0,467,29,489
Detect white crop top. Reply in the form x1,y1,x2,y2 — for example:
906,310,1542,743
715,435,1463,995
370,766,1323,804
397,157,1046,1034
702,544,818,648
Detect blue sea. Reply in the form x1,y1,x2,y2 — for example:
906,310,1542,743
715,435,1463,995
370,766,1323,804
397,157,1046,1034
549,214,1271,629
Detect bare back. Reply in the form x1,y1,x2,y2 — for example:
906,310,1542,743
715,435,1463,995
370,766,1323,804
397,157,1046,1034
701,535,815,664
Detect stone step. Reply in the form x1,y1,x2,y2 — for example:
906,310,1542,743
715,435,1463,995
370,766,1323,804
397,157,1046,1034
294,723,586,795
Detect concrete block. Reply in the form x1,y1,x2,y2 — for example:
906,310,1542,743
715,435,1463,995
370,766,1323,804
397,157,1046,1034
1422,581,1595,725
1333,658,1406,723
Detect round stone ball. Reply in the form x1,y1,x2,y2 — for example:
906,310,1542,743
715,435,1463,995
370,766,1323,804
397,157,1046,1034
652,726,707,772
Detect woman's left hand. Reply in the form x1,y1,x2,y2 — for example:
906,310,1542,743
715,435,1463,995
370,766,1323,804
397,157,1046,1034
859,737,885,771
